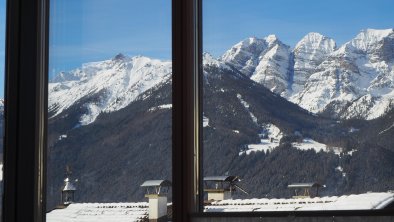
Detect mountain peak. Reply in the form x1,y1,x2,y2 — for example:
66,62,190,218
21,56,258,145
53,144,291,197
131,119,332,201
362,28,394,37
203,52,218,65
234,37,265,49
220,37,267,76
113,53,128,61
264,34,279,45
349,28,394,51
295,32,336,53
265,34,277,40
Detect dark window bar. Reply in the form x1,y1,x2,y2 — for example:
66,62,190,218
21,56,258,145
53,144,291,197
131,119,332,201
172,0,202,220
1,0,394,221
3,0,49,221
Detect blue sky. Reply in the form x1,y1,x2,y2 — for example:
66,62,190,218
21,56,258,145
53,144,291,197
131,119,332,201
0,0,394,98
49,0,171,77
204,0,394,57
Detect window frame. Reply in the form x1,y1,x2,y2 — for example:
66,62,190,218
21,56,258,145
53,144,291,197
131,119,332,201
1,0,394,221
3,0,48,221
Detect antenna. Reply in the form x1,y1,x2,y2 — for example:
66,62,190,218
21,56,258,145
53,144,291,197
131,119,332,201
228,177,249,195
233,184,249,195
66,165,72,177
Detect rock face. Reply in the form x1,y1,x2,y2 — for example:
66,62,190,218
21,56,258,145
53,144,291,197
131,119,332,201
291,29,394,119
49,55,171,125
221,28,394,120
221,35,292,97
220,37,268,77
292,32,337,95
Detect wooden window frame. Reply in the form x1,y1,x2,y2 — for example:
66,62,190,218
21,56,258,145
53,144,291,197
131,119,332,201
2,0,394,221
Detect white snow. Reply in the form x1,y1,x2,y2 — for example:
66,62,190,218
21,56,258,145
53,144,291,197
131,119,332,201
292,32,336,94
205,192,394,212
49,55,172,125
220,29,394,120
347,149,358,156
350,29,394,52
251,38,292,96
239,124,283,155
232,130,240,134
335,166,343,172
236,94,258,126
148,104,172,112
203,53,230,70
46,202,149,222
290,29,394,119
349,127,360,133
292,138,327,152
292,138,343,155
220,37,268,77
58,134,67,141
203,116,210,127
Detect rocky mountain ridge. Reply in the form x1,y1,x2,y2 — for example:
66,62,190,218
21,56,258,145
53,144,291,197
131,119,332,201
221,28,394,120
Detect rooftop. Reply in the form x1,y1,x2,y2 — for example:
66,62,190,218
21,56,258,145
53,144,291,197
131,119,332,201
46,202,149,222
46,192,394,221
205,192,394,212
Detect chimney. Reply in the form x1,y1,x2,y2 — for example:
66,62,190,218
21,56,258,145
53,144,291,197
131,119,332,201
204,176,248,202
141,180,171,222
62,177,77,205
61,166,77,206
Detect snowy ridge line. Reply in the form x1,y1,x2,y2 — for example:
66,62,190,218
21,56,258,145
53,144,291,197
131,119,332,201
221,28,394,120
378,123,394,135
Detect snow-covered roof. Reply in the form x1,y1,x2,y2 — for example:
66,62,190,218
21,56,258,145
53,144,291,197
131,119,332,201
46,202,149,222
46,192,394,221
140,180,172,187
204,192,394,212
204,176,239,182
288,183,322,188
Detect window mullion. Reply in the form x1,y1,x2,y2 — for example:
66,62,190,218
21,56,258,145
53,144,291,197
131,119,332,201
3,0,49,221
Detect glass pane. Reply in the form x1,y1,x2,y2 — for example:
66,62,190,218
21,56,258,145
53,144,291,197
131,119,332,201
46,1,172,221
203,0,394,211
0,0,5,220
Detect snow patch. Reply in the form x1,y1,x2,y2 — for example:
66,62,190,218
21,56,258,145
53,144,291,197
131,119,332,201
239,124,283,155
237,94,258,125
203,116,210,127
148,104,172,112
58,134,67,141
292,138,343,155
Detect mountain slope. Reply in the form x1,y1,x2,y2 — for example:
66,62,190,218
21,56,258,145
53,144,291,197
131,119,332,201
46,53,394,210
49,54,171,125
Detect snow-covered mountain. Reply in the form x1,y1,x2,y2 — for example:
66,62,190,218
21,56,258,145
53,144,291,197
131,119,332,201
221,28,394,120
49,54,171,125
221,35,292,96
49,28,394,122
292,32,337,95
